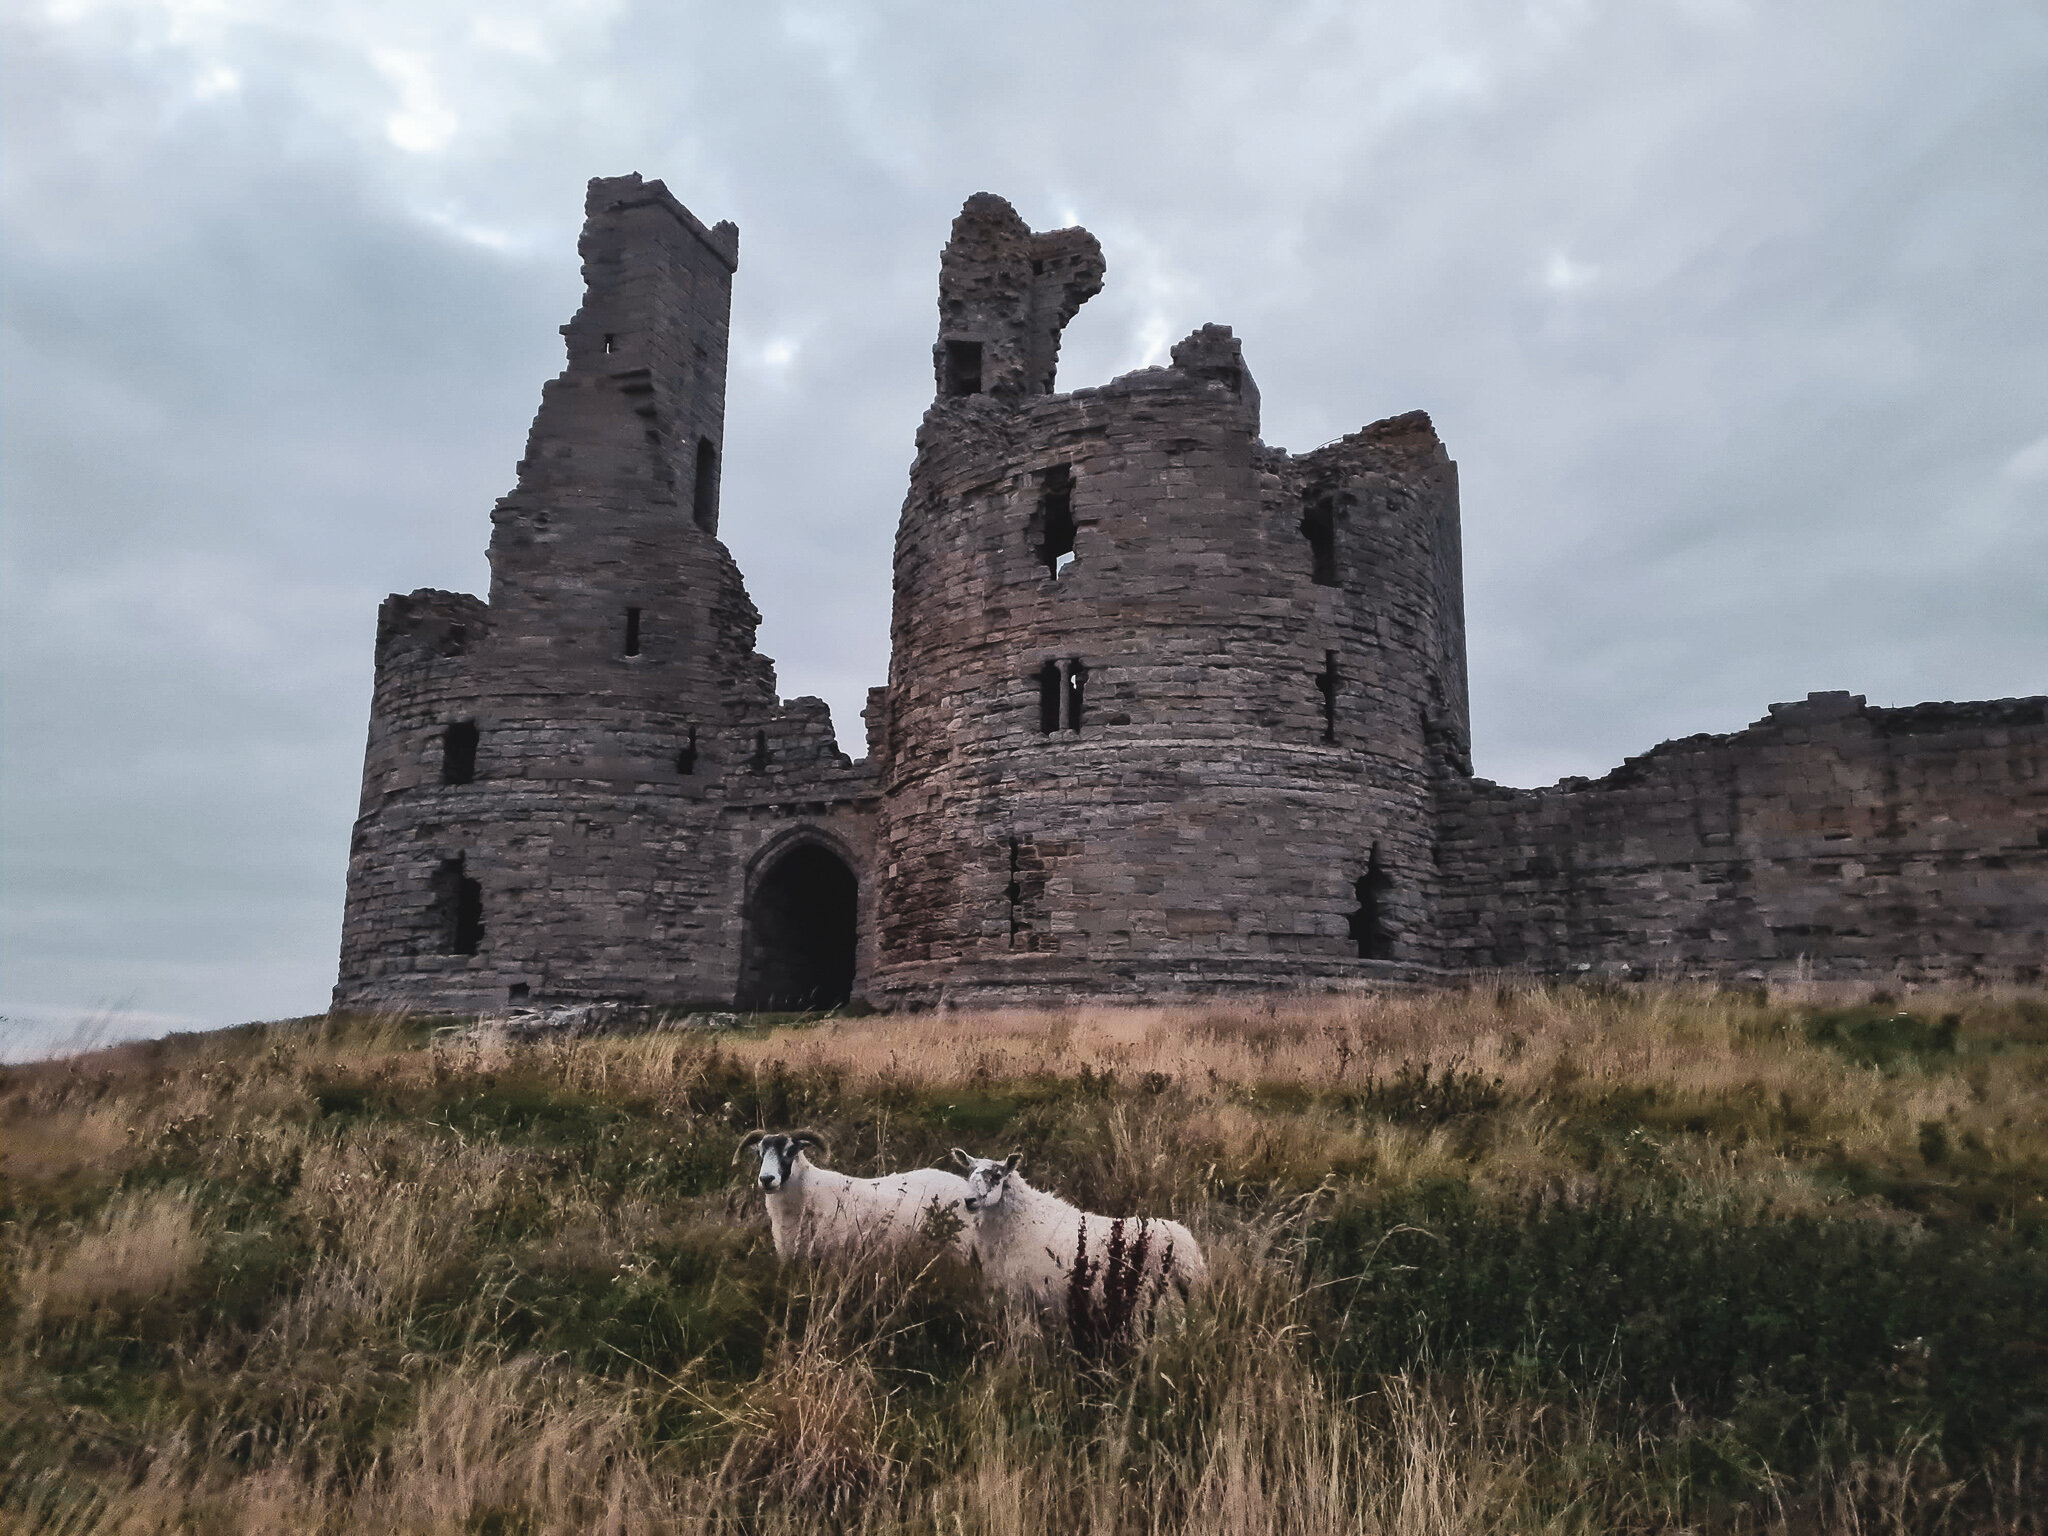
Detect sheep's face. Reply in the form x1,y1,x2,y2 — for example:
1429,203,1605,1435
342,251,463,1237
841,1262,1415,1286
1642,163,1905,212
955,1150,1022,1213
739,1132,823,1192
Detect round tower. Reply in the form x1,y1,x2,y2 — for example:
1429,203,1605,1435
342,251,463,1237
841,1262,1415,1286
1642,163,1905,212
868,195,1468,1004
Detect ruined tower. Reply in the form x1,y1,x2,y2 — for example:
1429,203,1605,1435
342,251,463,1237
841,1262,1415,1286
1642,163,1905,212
335,176,875,1014
865,195,1470,1005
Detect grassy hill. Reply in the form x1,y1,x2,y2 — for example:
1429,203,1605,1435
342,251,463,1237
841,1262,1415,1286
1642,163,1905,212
4,983,2044,1533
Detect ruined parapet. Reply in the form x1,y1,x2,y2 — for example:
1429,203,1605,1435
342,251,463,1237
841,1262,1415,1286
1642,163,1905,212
1434,692,2048,981
869,196,1468,1004
933,194,1105,401
1169,323,1261,437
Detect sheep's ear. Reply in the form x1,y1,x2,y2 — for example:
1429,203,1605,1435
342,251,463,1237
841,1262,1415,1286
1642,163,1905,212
733,1130,770,1165
789,1130,830,1162
951,1148,975,1168
1002,1151,1022,1174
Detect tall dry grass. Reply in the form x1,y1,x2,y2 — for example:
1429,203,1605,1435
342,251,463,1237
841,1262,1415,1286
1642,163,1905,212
3,982,2042,1534
13,1184,207,1327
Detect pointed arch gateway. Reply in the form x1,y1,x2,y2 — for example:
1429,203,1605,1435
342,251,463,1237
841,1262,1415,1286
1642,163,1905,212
736,833,859,1011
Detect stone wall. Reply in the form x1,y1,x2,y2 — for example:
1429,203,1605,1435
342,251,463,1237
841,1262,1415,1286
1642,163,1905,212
1434,692,2048,981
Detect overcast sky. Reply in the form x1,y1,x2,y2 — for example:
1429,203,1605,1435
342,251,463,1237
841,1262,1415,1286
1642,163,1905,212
4,0,2044,1054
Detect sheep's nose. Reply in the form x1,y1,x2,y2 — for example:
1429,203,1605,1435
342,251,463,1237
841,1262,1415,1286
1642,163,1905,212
758,1175,776,1189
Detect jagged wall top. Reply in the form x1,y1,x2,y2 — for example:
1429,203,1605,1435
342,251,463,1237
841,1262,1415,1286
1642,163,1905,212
933,194,1105,400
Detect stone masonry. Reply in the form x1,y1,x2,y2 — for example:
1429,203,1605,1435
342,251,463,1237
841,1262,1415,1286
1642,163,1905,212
333,177,2046,1014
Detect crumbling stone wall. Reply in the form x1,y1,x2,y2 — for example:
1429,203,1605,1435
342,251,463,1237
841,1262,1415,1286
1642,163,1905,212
336,178,2042,1014
1434,692,2048,981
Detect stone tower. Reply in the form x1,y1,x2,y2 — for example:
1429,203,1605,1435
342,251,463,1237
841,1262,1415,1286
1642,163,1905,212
335,176,875,1014
865,195,1470,1005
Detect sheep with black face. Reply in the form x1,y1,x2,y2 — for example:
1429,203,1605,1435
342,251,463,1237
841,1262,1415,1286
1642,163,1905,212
736,1130,975,1260
952,1149,1206,1313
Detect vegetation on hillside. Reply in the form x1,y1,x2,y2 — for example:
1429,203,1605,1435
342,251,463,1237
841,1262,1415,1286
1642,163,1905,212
3,982,2045,1533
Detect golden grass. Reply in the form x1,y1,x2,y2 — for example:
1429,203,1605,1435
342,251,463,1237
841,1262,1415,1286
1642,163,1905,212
14,1184,207,1326
3,981,2042,1534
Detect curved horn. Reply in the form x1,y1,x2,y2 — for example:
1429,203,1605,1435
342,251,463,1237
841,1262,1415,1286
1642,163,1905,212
787,1129,830,1162
951,1147,974,1168
732,1129,768,1165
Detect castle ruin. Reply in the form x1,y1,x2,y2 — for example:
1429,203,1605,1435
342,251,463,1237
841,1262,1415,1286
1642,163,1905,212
334,176,2046,1013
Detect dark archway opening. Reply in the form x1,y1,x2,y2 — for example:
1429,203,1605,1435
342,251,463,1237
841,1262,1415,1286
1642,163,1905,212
737,843,858,1011
1348,844,1395,961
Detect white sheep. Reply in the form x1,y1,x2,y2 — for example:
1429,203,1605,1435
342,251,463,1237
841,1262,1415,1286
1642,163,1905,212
735,1130,974,1261
951,1149,1206,1314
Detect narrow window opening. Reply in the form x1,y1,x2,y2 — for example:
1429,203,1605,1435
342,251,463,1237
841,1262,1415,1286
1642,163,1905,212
1301,493,1339,586
1316,652,1339,743
439,623,468,658
1038,661,1063,734
433,855,484,956
1031,258,1045,275
602,333,616,355
750,729,770,773
1348,845,1395,960
676,725,699,775
440,721,479,785
623,606,642,657
1006,837,1024,947
943,339,984,397
693,438,719,534
1035,465,1076,578
1065,658,1088,733
508,982,530,1003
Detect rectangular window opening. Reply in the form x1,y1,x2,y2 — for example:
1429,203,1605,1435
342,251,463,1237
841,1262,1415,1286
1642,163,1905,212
441,721,479,785
1316,652,1339,743
677,725,699,775
1302,493,1339,586
1032,663,1064,733
508,982,530,1003
749,729,769,772
1035,465,1076,578
1006,837,1025,947
602,333,616,355
1038,661,1063,734
693,438,719,534
1065,658,1088,733
624,606,642,657
943,339,984,397
433,855,484,956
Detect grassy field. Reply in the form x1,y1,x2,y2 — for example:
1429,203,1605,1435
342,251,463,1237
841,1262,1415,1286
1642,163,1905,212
3,981,2045,1534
